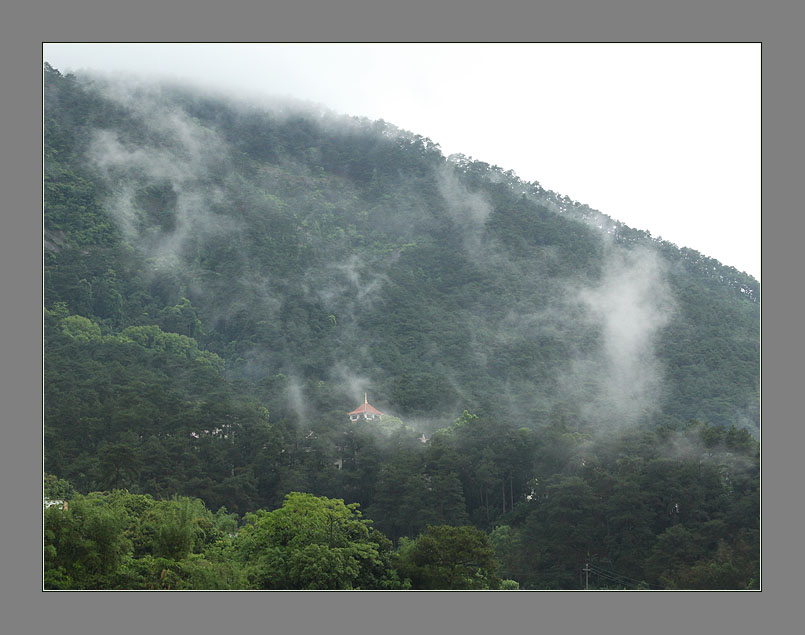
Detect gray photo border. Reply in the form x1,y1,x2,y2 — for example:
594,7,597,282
4,0,793,633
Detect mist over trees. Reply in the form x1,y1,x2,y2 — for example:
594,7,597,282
43,63,759,590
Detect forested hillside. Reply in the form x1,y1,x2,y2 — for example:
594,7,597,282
43,63,760,590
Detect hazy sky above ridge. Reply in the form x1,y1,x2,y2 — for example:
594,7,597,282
43,43,761,279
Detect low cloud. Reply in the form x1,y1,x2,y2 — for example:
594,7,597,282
567,246,675,428
436,165,492,250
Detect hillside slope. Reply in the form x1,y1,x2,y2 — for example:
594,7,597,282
43,63,759,589
44,63,758,432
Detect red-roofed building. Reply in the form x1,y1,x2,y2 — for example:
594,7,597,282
348,393,385,422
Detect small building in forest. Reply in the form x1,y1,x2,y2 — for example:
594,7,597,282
348,393,385,422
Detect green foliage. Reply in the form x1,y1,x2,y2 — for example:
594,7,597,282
117,325,223,370
667,536,759,590
44,62,758,431
489,525,520,581
42,63,759,590
60,314,102,342
485,423,759,589
235,492,404,589
44,493,132,589
395,524,500,590
44,473,77,500
44,490,247,590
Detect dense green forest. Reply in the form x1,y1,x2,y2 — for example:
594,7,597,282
43,63,760,589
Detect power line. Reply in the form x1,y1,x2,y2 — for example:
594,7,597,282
493,563,664,590
586,563,664,590
587,562,650,585
586,567,644,590
588,568,642,590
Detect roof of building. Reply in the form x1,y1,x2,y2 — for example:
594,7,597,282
348,393,385,416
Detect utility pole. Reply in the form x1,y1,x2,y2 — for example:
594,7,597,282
583,562,590,590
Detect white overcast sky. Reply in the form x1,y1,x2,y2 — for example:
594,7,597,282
43,43,761,279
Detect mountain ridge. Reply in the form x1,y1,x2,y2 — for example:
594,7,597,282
44,62,759,432
42,62,760,591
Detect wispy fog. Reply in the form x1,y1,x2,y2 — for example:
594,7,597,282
437,166,492,232
80,73,681,438
87,82,235,274
567,246,674,428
